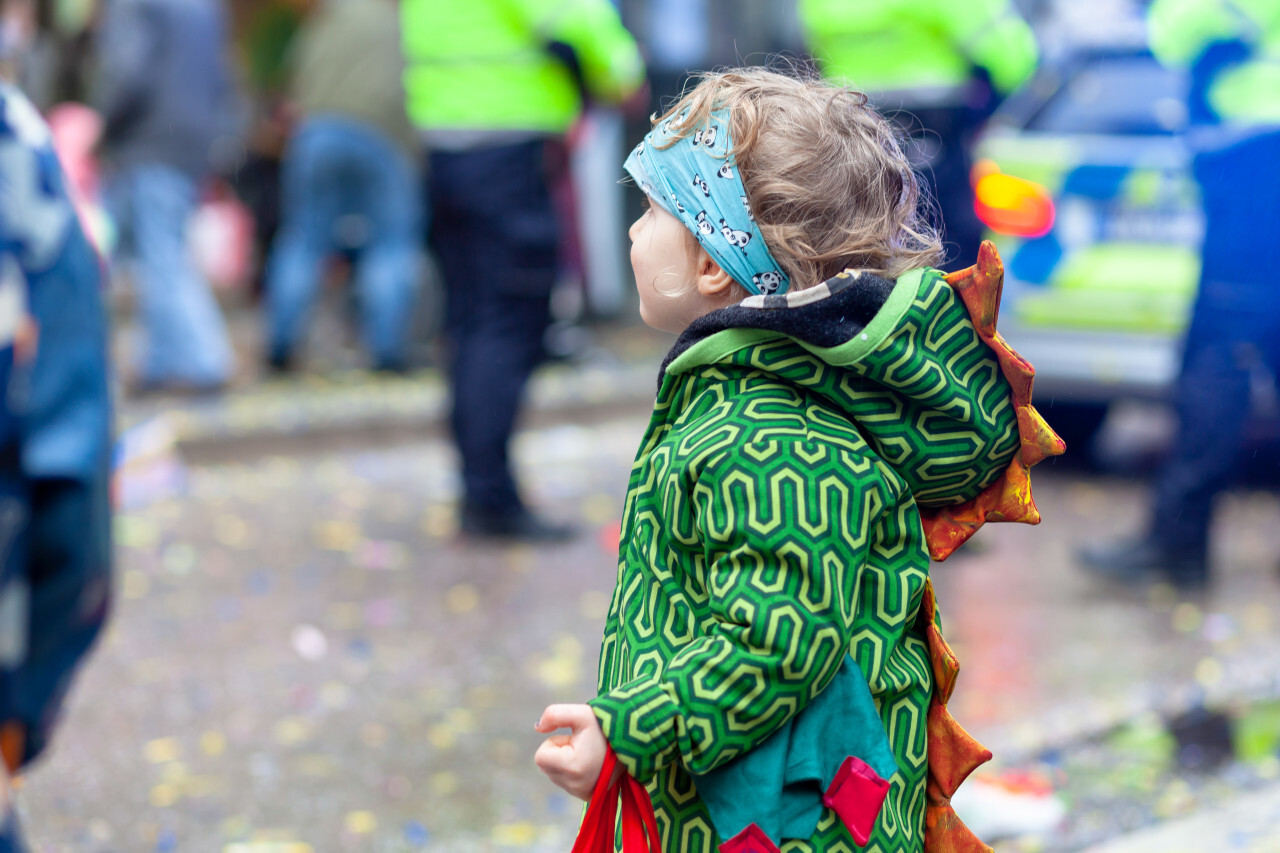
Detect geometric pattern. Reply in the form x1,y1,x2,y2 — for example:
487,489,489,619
592,258,1033,852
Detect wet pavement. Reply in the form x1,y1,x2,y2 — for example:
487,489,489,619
20,306,1280,852
28,416,648,852
1083,781,1280,853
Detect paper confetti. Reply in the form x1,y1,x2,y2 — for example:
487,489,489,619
144,738,181,764
343,811,377,834
445,583,479,614
290,625,328,661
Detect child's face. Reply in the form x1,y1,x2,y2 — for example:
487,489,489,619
628,196,706,334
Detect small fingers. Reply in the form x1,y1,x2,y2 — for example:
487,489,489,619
534,703,594,734
534,739,595,801
534,738,571,774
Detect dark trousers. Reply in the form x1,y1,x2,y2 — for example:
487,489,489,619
896,105,986,273
1149,129,1280,565
427,140,557,513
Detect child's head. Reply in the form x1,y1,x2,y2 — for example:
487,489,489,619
625,66,942,332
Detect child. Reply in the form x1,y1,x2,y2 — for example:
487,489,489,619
0,2,113,846
536,67,1060,852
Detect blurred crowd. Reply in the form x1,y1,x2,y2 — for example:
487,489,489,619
10,0,1044,543
10,0,1044,390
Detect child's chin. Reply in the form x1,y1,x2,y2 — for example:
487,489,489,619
636,303,659,331
640,311,681,335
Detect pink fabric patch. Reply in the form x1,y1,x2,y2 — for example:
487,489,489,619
719,823,781,853
823,755,891,847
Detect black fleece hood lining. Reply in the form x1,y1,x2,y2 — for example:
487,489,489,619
658,272,898,389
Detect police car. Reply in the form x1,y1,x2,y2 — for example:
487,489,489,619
971,47,1201,449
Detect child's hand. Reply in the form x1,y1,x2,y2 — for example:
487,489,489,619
534,704,610,800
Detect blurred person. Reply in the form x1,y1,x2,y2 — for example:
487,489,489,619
263,0,419,373
401,0,645,541
91,0,239,393
534,67,1062,853
230,0,310,296
642,0,710,105
798,0,1038,271
1079,0,1280,592
0,0,114,847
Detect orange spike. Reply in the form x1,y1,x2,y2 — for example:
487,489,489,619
925,804,995,853
921,243,1063,853
923,243,1065,561
1018,406,1066,467
920,583,960,702
927,703,992,800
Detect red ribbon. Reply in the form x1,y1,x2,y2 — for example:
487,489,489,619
571,746,663,853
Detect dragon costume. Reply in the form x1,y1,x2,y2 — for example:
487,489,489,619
590,244,1063,853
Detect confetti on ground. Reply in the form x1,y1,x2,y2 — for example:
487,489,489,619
150,784,179,808
343,811,377,834
144,738,181,764
272,717,313,747
23,397,1280,851
445,583,479,614
492,822,539,846
430,771,459,796
314,520,361,552
535,634,583,690
427,724,456,750
290,624,328,661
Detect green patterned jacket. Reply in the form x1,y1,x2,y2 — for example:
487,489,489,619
589,267,1021,852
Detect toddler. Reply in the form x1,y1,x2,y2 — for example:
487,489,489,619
536,67,1059,853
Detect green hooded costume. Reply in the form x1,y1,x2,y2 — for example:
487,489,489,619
590,248,1061,853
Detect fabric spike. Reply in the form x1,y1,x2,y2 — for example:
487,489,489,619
918,241,1062,852
926,703,992,802
919,575,994,851
918,581,960,703
924,803,995,853
925,628,959,702
920,241,1065,561
1017,405,1061,468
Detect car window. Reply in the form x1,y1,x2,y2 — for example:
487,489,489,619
1026,56,1188,135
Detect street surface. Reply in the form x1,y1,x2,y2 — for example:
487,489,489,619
17,337,1280,851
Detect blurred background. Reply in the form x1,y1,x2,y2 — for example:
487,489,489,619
8,0,1280,850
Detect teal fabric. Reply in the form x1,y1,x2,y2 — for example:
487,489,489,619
692,657,898,842
623,108,790,296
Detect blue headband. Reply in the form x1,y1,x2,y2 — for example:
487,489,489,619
624,109,790,296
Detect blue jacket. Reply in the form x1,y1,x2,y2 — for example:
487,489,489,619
1149,0,1280,130
0,82,112,771
92,0,240,177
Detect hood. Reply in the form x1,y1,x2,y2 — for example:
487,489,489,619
660,267,1021,508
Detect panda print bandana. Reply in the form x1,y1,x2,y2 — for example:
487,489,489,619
623,109,790,296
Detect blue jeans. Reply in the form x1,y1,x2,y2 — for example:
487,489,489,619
265,118,420,368
107,164,233,387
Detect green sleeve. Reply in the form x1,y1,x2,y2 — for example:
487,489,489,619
943,0,1039,95
590,439,883,782
520,0,645,104
1147,0,1245,69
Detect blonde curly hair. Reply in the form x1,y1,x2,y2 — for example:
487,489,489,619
651,66,943,289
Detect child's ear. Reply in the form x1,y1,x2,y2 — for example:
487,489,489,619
694,252,735,299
